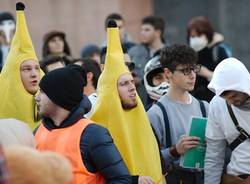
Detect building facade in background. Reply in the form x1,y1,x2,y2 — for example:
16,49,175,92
1,0,249,69
0,0,152,59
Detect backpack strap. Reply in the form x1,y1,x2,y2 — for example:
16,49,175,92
219,43,232,57
155,100,206,147
212,43,232,62
226,102,250,151
156,101,172,147
198,100,207,117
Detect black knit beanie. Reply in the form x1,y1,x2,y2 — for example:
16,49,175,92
39,64,87,111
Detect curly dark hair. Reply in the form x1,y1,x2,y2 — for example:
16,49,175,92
160,44,198,71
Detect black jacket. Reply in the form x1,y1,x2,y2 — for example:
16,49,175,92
39,96,132,184
192,42,230,102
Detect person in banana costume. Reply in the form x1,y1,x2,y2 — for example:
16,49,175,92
91,20,164,184
0,2,42,130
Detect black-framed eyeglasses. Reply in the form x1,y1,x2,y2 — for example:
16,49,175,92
175,64,201,75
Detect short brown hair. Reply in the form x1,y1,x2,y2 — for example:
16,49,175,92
187,16,214,43
142,16,165,43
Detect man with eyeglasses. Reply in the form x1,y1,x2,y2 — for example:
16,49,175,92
147,44,209,184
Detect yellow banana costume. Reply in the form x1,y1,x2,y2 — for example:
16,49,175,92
91,20,163,183
0,2,41,130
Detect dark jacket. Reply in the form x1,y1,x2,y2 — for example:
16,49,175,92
192,33,231,102
38,96,132,184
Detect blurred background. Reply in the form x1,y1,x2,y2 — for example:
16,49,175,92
0,0,249,69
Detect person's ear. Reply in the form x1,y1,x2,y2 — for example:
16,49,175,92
155,29,161,39
164,68,173,80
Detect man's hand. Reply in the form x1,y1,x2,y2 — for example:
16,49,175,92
175,135,200,155
138,176,155,184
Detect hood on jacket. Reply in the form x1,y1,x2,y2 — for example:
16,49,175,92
42,95,91,130
208,57,250,96
208,32,224,48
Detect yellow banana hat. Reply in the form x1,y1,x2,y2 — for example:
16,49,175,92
91,20,163,183
0,2,41,130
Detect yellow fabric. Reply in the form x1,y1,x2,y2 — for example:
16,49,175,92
0,9,41,130
91,26,163,183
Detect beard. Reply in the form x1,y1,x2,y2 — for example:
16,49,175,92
121,101,138,110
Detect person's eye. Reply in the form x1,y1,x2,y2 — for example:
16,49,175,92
183,68,190,74
119,82,126,86
22,68,30,71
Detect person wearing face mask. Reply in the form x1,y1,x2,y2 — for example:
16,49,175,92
187,16,232,102
0,12,15,72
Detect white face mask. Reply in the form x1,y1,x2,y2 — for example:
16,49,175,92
0,20,15,44
189,35,208,52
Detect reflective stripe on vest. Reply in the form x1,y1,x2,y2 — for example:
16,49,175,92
35,118,105,184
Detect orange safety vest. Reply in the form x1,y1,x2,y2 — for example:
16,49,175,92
35,118,105,184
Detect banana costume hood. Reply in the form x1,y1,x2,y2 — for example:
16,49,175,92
91,20,162,183
0,2,41,130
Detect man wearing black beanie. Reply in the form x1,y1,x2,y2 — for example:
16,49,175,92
39,64,86,111
35,64,131,184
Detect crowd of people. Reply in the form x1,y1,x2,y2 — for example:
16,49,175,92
0,2,249,184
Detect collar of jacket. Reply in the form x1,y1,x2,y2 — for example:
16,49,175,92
42,95,91,130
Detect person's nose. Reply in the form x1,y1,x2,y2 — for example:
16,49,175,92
128,82,136,91
31,68,38,77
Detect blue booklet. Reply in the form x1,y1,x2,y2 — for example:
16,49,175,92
180,116,207,170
